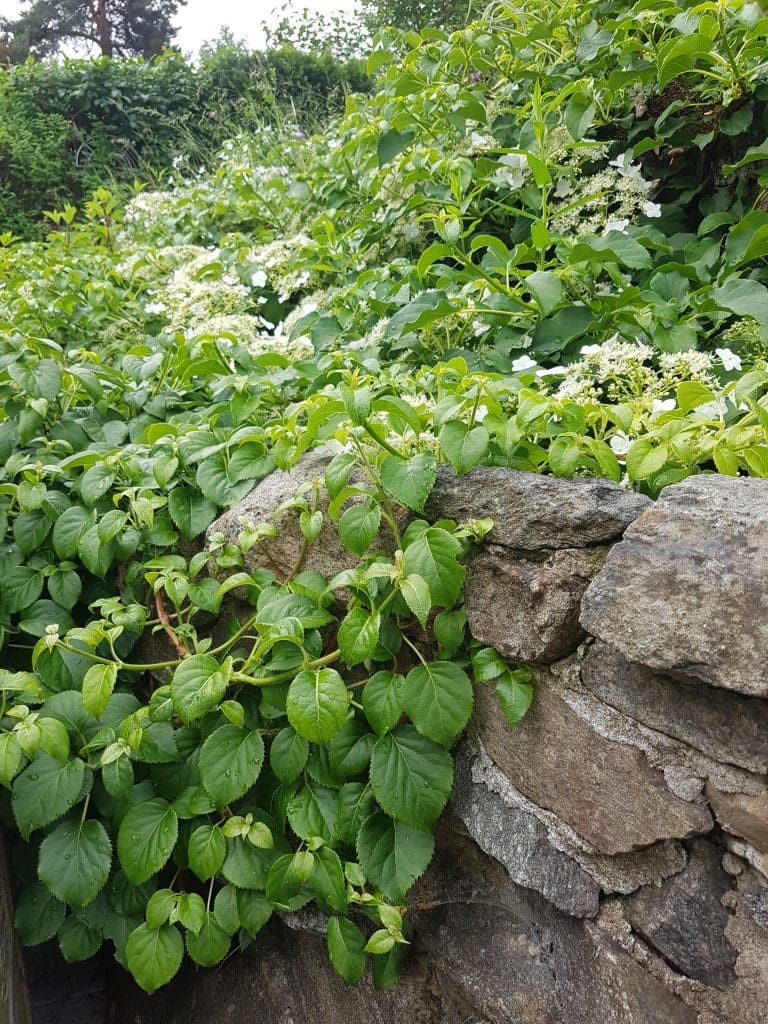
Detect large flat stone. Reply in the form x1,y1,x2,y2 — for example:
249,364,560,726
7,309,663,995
465,546,606,664
471,676,712,854
451,742,601,917
625,839,737,986
580,475,768,697
582,642,768,774
705,784,768,855
426,465,650,550
208,446,405,584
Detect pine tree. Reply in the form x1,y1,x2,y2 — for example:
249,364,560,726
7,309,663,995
1,0,186,61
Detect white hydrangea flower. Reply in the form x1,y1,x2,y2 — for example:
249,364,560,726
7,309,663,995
715,347,742,371
609,432,631,455
603,218,630,235
642,201,662,218
511,355,537,372
251,270,268,289
580,344,602,355
651,398,676,413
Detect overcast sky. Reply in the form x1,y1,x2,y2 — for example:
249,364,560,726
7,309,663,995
2,1,362,54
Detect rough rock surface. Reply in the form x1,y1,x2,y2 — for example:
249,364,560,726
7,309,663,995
581,642,768,774
705,783,768,855
425,465,651,550
451,742,601,917
471,677,712,854
580,475,768,698
624,839,737,986
207,446,406,582
465,546,607,663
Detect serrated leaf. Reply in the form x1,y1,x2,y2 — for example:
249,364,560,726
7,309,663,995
52,508,90,560
170,654,228,723
438,421,490,475
177,892,206,936
287,781,337,842
198,725,264,807
12,754,85,838
377,128,414,166
362,671,405,736
399,574,431,627
15,882,66,946
38,819,112,907
369,726,453,827
237,890,273,935
269,727,308,784
496,670,533,726
265,853,312,911
380,454,436,513
188,824,226,881
58,914,102,963
338,503,382,556
308,845,347,913
357,811,435,901
403,661,473,746
402,527,465,608
213,885,240,934
80,463,116,505
126,923,184,994
338,607,381,667
0,733,23,785
286,668,349,743
328,719,375,778
82,662,117,718
327,915,366,984
1,566,44,614
146,889,175,929
117,798,178,885
168,487,218,541
335,782,376,846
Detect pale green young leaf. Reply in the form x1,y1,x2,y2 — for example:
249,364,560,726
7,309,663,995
403,661,473,746
125,923,184,994
82,662,117,718
338,607,381,667
379,453,437,513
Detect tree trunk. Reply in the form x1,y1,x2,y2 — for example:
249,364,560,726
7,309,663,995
95,0,113,56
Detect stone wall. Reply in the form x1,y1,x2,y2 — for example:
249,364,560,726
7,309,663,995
117,459,768,1024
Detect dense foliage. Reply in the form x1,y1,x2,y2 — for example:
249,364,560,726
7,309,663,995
2,0,768,995
0,44,370,238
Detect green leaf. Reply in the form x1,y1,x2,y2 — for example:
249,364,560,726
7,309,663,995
13,510,51,554
58,914,102,963
80,463,116,506
47,568,82,611
338,607,381,667
198,725,265,807
1,566,44,614
402,527,465,608
38,820,112,907
711,278,768,324
377,128,414,167
12,754,85,838
146,889,175,928
438,421,489,475
269,727,309,784
526,270,565,315
676,380,715,414
236,890,273,935
308,845,347,913
287,781,338,842
369,726,453,827
625,439,670,481
570,234,652,269
335,782,376,845
286,668,349,743
171,654,228,724
168,487,218,541
403,661,473,746
82,662,117,718
362,671,405,736
213,885,240,935
327,915,366,984
338,503,382,556
15,882,66,946
0,733,23,786
399,574,431,627
564,91,596,140
266,853,311,911
222,835,275,891
329,719,375,778
357,811,435,901
380,454,437,513
496,669,533,726
372,938,407,990
117,798,178,885
126,923,184,994
177,892,207,936
188,824,226,881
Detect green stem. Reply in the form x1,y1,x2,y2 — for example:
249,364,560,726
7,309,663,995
362,419,404,459
232,648,341,687
58,641,180,673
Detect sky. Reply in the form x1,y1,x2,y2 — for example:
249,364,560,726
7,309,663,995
2,0,362,54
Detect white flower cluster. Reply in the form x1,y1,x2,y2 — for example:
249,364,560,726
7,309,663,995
250,235,315,302
550,150,659,237
553,335,716,404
